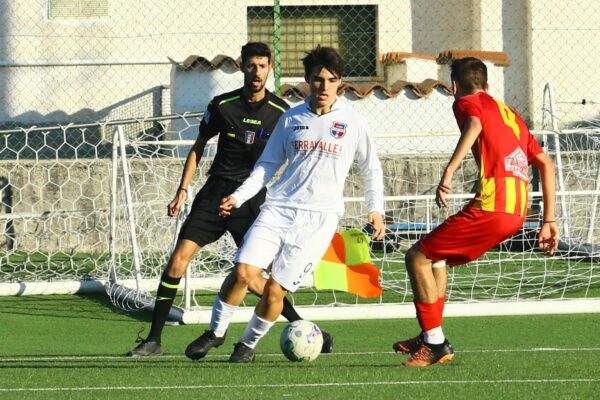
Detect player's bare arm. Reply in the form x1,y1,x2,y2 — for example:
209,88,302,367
437,116,483,207
168,134,209,217
219,195,238,218
368,212,385,240
532,152,559,255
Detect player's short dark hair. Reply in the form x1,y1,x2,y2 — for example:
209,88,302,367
302,46,345,79
241,42,271,65
450,57,488,92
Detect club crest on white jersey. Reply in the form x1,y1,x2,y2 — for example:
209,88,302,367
330,121,347,139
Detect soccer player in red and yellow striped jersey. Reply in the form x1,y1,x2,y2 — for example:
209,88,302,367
395,57,559,367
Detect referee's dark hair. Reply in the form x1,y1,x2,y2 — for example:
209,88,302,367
302,45,345,79
241,42,271,65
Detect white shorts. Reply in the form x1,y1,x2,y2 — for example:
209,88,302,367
235,205,339,292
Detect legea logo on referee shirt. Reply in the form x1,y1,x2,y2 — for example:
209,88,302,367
330,121,347,139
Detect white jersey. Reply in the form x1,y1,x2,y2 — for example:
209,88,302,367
231,97,384,215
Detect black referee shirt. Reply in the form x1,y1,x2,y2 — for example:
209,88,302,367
199,88,289,182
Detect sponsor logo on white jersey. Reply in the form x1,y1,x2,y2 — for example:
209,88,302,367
293,140,341,156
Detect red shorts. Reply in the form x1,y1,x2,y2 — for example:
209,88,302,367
418,207,524,266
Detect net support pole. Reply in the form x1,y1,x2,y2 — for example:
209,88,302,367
108,129,119,283
587,164,600,243
184,263,191,310
425,197,431,231
273,0,281,96
117,125,144,290
180,195,192,311
544,83,570,238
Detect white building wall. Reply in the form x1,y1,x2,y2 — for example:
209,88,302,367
1,0,598,132
0,0,245,123
410,0,479,55
497,0,530,120
529,0,600,128
378,0,412,55
4,0,244,63
478,0,506,102
346,89,458,153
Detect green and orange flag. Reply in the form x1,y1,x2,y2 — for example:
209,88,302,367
313,229,383,298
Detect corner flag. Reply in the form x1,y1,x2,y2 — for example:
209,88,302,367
313,229,383,298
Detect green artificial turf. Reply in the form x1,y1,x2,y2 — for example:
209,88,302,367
1,294,599,399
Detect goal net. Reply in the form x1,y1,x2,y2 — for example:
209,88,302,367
0,86,598,322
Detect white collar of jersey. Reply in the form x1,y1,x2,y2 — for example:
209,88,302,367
304,96,343,114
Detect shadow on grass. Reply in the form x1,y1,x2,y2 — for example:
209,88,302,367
78,293,153,323
0,294,152,322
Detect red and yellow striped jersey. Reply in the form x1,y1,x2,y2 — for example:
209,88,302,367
453,92,543,217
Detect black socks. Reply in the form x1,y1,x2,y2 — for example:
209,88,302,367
147,272,181,342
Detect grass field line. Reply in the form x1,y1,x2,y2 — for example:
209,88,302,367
1,379,600,393
1,347,599,363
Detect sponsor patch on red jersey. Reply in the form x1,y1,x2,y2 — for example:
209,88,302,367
505,147,528,180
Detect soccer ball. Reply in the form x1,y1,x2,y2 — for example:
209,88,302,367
279,320,323,362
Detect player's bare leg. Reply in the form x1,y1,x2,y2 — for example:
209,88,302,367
395,246,454,366
432,261,448,333
405,246,438,303
245,272,303,322
127,239,201,357
255,278,287,321
433,263,448,299
229,277,286,363
165,239,202,278
185,263,263,360
220,267,334,353
220,263,263,304
394,247,435,354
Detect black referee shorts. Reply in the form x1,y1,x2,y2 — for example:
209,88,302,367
178,176,266,247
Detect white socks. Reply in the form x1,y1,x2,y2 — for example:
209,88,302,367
209,294,237,338
424,326,445,345
209,295,275,350
240,312,275,349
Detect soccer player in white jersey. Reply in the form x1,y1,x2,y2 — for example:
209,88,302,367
185,46,386,363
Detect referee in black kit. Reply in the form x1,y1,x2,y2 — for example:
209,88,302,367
127,42,333,357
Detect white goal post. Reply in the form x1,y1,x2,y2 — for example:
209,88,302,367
0,85,599,321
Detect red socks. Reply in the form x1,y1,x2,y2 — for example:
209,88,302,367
438,296,445,317
415,297,445,331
